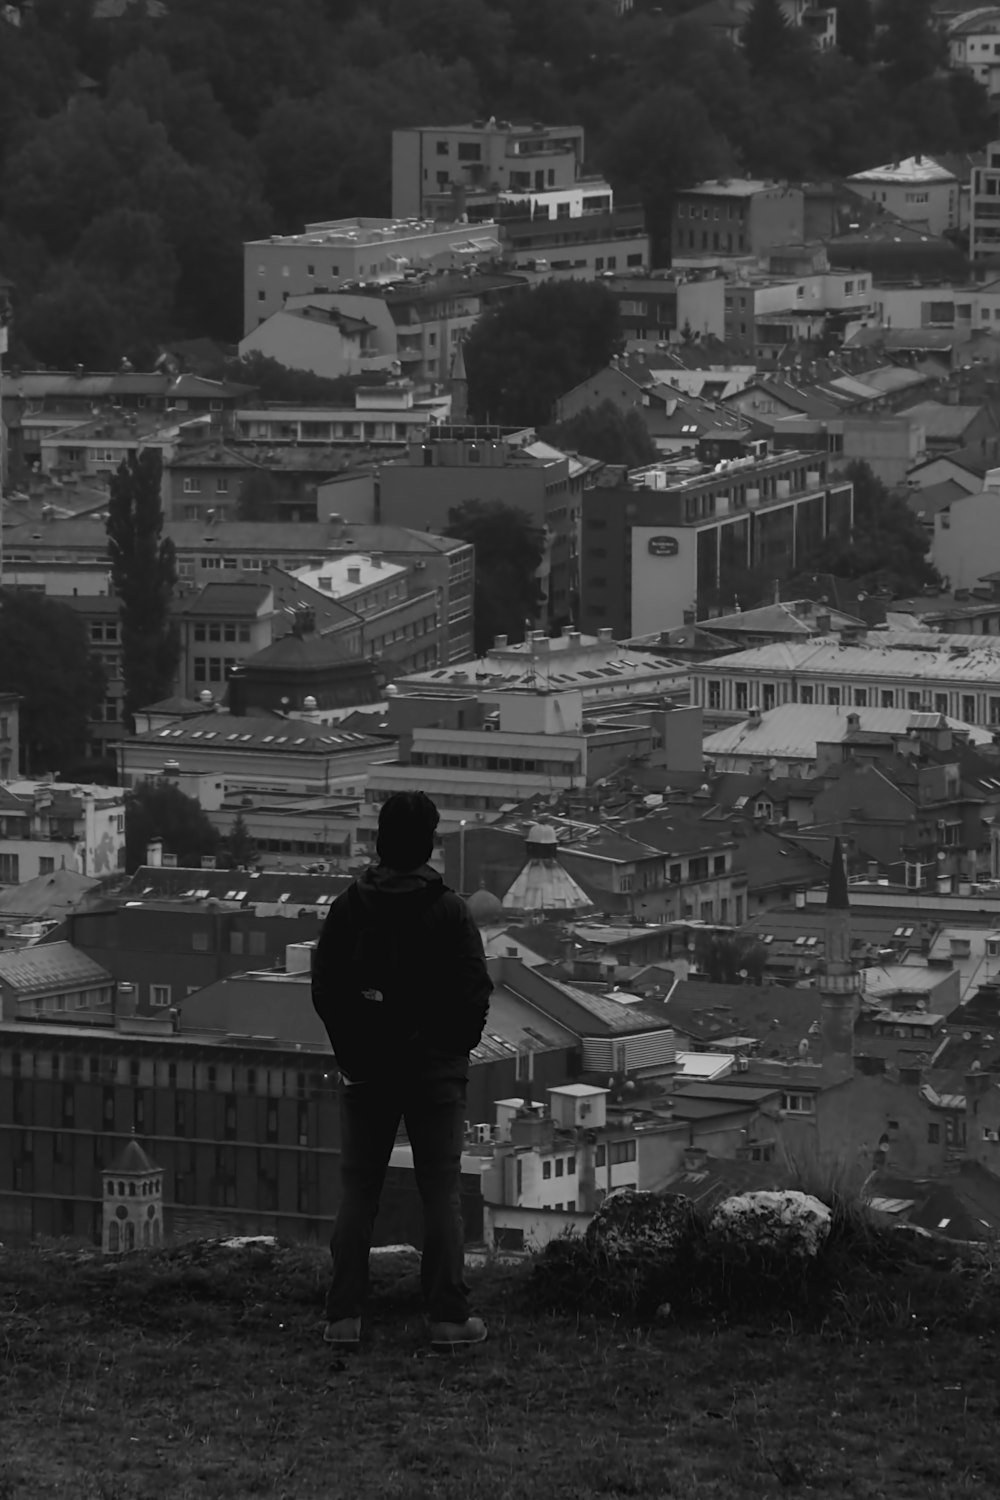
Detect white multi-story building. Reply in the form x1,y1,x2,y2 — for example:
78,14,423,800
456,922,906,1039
691,631,1000,731
970,139,1000,262
0,782,126,885
847,156,960,238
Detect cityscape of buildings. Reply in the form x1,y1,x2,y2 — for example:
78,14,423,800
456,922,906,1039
10,50,1000,1265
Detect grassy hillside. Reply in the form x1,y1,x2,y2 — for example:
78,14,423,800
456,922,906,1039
2,1225,1000,1499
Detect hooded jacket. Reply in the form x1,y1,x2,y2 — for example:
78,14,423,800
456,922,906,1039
311,865,493,1077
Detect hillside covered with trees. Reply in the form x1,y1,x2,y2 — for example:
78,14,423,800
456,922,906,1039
0,0,992,368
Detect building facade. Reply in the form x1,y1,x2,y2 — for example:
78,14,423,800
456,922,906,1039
671,182,805,264
580,450,854,637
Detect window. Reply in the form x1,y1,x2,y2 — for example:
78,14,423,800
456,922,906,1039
610,1140,637,1164
555,1158,564,1177
854,688,867,707
928,1123,940,1144
150,985,171,1008
436,140,449,155
183,477,201,493
216,477,229,494
735,682,748,712
708,681,721,709
963,695,976,722
881,691,895,709
800,685,814,704
457,142,481,161
781,1093,814,1114
542,1160,551,1179
935,693,948,715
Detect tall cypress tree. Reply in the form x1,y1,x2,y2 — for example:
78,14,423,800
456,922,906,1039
106,449,181,727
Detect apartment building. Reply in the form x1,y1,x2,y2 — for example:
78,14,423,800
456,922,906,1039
580,449,854,636
242,217,501,336
557,816,744,924
242,272,527,384
392,120,585,220
671,181,805,265
847,156,960,237
39,411,206,480
0,695,20,780
0,781,125,885
970,140,1000,263
691,631,1000,731
724,269,874,355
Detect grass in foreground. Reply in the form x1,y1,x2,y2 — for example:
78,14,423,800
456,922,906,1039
2,1224,1000,1500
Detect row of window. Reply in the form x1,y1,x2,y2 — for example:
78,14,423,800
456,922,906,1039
4,1055,330,1098
705,677,991,723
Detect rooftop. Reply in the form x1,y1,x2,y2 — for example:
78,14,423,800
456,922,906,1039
848,156,959,186
247,216,496,250
0,940,112,999
290,553,407,596
703,703,994,760
680,179,788,198
699,632,1000,687
127,712,386,756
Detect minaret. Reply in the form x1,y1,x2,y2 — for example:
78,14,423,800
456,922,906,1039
450,338,468,424
819,837,861,1062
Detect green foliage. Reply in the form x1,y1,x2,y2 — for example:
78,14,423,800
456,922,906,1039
124,779,221,874
793,460,941,598
0,591,105,776
223,352,389,405
223,811,258,870
0,0,992,364
106,451,181,726
541,400,658,467
464,282,622,428
237,470,280,523
693,931,768,984
444,500,545,653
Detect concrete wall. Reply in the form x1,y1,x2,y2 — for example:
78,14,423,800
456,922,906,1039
630,524,699,634
239,311,394,378
932,489,1000,590
850,179,957,237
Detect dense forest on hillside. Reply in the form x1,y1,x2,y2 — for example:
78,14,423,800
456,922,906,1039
0,0,993,367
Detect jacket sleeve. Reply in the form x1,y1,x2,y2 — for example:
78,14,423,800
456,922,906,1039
446,896,493,1052
310,895,349,1032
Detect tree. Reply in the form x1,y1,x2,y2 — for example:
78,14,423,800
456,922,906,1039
836,0,875,65
792,460,940,597
463,282,622,428
237,470,280,522
106,450,181,727
124,779,221,874
741,0,806,74
693,931,768,984
223,811,258,869
874,0,947,89
541,400,658,467
444,501,546,654
0,591,105,776
224,352,390,404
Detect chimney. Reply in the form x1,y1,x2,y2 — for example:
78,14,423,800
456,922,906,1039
494,634,508,649
161,853,178,868
201,855,216,869
347,565,361,584
598,627,614,642
114,982,136,1020
145,839,163,868
370,553,383,569
748,705,762,727
682,608,696,625
683,1144,709,1172
162,761,180,782
815,612,831,634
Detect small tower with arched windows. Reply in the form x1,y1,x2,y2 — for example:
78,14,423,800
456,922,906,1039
101,1137,163,1256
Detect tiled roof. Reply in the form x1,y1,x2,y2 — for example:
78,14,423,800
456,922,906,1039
173,583,271,617
896,400,990,440
659,1154,800,1212
701,634,1000,688
0,940,112,997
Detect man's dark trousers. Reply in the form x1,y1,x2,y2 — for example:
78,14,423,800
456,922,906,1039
326,1055,472,1324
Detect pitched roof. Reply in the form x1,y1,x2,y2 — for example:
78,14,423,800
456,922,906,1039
0,869,101,921
106,1137,161,1175
172,583,271,617
848,155,958,186
896,400,989,440
0,940,112,997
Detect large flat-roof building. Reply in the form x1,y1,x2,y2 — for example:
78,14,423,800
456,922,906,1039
580,450,854,637
692,631,1000,730
243,217,501,337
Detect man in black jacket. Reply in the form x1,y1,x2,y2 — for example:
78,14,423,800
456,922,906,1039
311,791,493,1353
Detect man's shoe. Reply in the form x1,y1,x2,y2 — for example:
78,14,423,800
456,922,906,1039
429,1316,488,1352
324,1317,361,1349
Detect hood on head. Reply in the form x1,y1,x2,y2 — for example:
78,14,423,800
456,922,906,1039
354,863,445,911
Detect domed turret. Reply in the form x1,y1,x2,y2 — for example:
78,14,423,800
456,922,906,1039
466,886,504,928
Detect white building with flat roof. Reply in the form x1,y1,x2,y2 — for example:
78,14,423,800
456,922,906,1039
243,217,500,335
693,632,1000,730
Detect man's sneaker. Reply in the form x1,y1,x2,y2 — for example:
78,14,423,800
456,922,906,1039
324,1317,361,1349
429,1316,488,1352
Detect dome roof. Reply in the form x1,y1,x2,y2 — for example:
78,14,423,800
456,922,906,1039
527,823,557,846
466,887,505,926
105,1137,161,1176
